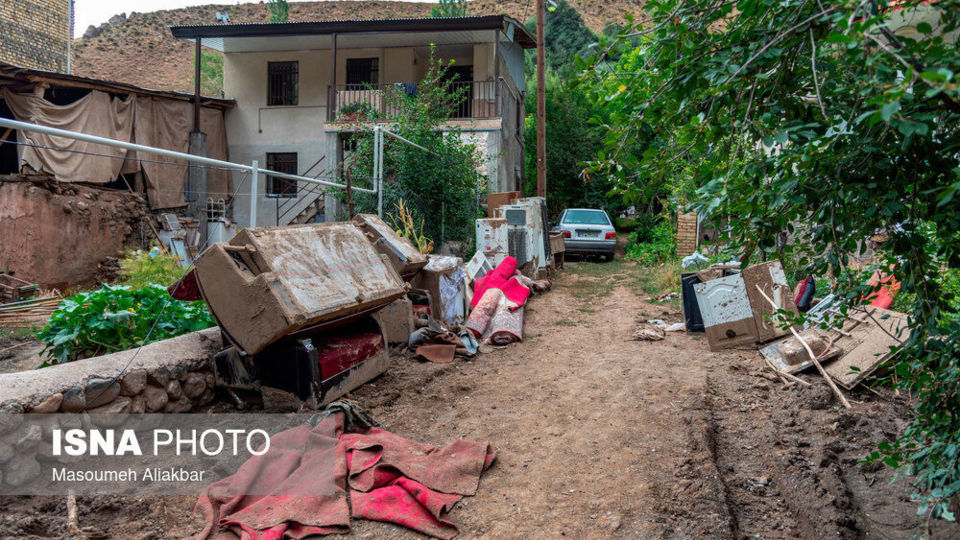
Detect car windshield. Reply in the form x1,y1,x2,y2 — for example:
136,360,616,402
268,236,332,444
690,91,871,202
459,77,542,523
564,210,610,225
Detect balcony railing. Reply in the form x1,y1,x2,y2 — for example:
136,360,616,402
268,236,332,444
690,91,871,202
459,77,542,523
327,80,502,123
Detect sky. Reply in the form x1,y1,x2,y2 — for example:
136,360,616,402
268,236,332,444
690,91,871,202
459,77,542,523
73,0,436,38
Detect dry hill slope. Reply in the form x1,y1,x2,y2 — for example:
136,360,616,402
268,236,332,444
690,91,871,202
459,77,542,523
71,0,646,94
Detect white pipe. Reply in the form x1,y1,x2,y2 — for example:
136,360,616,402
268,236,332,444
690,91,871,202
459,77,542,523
376,127,384,217
0,117,376,194
250,159,259,228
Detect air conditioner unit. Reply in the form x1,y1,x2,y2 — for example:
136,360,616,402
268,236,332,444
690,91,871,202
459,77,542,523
496,197,550,271
475,217,509,267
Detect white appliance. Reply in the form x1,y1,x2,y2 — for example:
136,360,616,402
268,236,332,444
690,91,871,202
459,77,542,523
495,197,550,271
475,217,509,267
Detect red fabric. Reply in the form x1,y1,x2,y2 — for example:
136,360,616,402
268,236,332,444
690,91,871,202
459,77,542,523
866,271,901,309
470,256,530,309
191,415,350,540
168,268,203,301
314,331,384,380
192,414,496,540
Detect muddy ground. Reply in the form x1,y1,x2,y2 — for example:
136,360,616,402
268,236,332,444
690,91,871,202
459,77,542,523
1,259,957,539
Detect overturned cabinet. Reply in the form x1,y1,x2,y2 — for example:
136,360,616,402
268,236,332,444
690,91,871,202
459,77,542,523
195,222,407,406
353,213,428,280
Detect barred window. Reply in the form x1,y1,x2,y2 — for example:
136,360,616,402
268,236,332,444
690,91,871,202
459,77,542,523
266,152,298,198
267,61,298,106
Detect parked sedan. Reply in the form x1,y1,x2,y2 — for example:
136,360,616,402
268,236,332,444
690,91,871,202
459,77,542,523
552,208,617,261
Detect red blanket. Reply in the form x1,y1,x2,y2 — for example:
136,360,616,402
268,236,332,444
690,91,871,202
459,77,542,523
470,256,530,309
192,413,496,540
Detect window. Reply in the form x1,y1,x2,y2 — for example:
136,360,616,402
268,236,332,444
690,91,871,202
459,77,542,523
346,58,379,87
266,152,298,198
267,61,298,106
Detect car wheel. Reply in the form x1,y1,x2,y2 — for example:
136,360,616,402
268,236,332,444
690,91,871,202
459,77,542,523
603,253,614,262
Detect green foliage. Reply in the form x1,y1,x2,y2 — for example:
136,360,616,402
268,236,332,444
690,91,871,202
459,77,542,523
523,71,611,215
199,49,223,97
525,0,597,73
342,50,487,250
268,0,289,23
617,213,658,242
584,0,960,518
117,248,183,289
36,285,214,365
625,221,676,266
430,0,468,18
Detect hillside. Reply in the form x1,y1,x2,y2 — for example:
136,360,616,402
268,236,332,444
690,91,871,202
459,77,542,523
71,0,647,95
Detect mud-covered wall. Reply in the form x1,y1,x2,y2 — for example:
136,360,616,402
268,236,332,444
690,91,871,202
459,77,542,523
0,180,145,288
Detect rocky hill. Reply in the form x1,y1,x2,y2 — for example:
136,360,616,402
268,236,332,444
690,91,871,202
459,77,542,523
71,0,646,95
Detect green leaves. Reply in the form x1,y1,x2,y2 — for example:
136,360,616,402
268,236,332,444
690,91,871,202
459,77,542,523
581,0,960,520
35,285,214,365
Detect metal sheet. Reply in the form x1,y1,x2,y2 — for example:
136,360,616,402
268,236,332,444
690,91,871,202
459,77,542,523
694,273,758,351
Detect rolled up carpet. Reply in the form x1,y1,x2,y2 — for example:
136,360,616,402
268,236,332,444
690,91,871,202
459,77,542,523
465,288,503,338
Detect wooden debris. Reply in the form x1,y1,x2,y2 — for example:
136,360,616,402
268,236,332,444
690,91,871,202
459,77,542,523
0,295,61,328
754,284,851,408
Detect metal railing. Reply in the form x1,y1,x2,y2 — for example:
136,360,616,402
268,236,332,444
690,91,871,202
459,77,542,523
0,117,376,228
326,80,502,122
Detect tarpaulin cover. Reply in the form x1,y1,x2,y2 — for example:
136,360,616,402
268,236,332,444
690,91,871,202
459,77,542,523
135,96,231,209
3,88,134,184
470,256,530,309
2,89,231,209
192,412,496,540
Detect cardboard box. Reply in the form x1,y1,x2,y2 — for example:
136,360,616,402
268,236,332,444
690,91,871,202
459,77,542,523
486,191,520,218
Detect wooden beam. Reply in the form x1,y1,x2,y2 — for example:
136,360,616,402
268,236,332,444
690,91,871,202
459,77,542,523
0,128,12,148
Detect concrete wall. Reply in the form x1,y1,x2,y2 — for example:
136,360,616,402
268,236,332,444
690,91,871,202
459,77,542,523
0,180,144,288
0,0,71,73
224,40,525,227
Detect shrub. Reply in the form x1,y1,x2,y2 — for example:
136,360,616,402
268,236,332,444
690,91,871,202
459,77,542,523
36,285,214,364
625,221,676,266
117,248,183,289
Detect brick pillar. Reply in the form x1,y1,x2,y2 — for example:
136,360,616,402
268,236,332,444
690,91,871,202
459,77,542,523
676,211,699,257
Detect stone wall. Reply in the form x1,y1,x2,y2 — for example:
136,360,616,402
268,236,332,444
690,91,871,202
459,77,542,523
676,211,699,258
0,179,145,288
0,327,222,415
0,0,72,73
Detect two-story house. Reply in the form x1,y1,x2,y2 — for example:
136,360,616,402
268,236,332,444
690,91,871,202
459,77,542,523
171,15,534,227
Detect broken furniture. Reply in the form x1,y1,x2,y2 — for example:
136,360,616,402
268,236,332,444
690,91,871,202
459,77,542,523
761,306,909,388
550,232,565,269
375,297,416,345
0,273,38,303
353,213,428,280
693,261,799,352
195,222,407,406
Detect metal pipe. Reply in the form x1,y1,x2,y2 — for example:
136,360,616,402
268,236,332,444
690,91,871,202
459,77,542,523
0,117,376,194
250,159,259,228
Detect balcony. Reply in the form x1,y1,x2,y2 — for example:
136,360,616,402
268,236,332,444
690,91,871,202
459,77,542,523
326,80,503,123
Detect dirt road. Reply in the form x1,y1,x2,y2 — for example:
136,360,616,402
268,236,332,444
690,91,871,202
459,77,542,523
3,259,957,538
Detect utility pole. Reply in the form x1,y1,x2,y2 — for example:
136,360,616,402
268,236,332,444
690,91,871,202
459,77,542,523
536,0,547,198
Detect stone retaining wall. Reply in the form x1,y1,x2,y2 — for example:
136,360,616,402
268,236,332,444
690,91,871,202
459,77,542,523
0,327,222,415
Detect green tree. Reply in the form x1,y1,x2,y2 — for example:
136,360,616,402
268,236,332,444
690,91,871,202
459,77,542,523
430,0,468,18
525,0,597,73
583,0,960,519
523,71,608,215
268,0,289,23
198,49,223,97
342,51,487,250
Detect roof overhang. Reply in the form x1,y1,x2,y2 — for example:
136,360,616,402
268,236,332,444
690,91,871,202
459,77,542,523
169,15,536,53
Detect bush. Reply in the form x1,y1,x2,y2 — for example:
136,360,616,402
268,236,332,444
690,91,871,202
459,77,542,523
625,221,676,266
36,285,214,364
118,248,183,289
617,214,659,243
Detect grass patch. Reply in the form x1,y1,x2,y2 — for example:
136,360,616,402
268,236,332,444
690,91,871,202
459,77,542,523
0,326,38,342
636,262,682,297
554,318,578,326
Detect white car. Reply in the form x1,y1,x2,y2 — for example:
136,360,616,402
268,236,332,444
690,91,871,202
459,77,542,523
552,208,617,261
